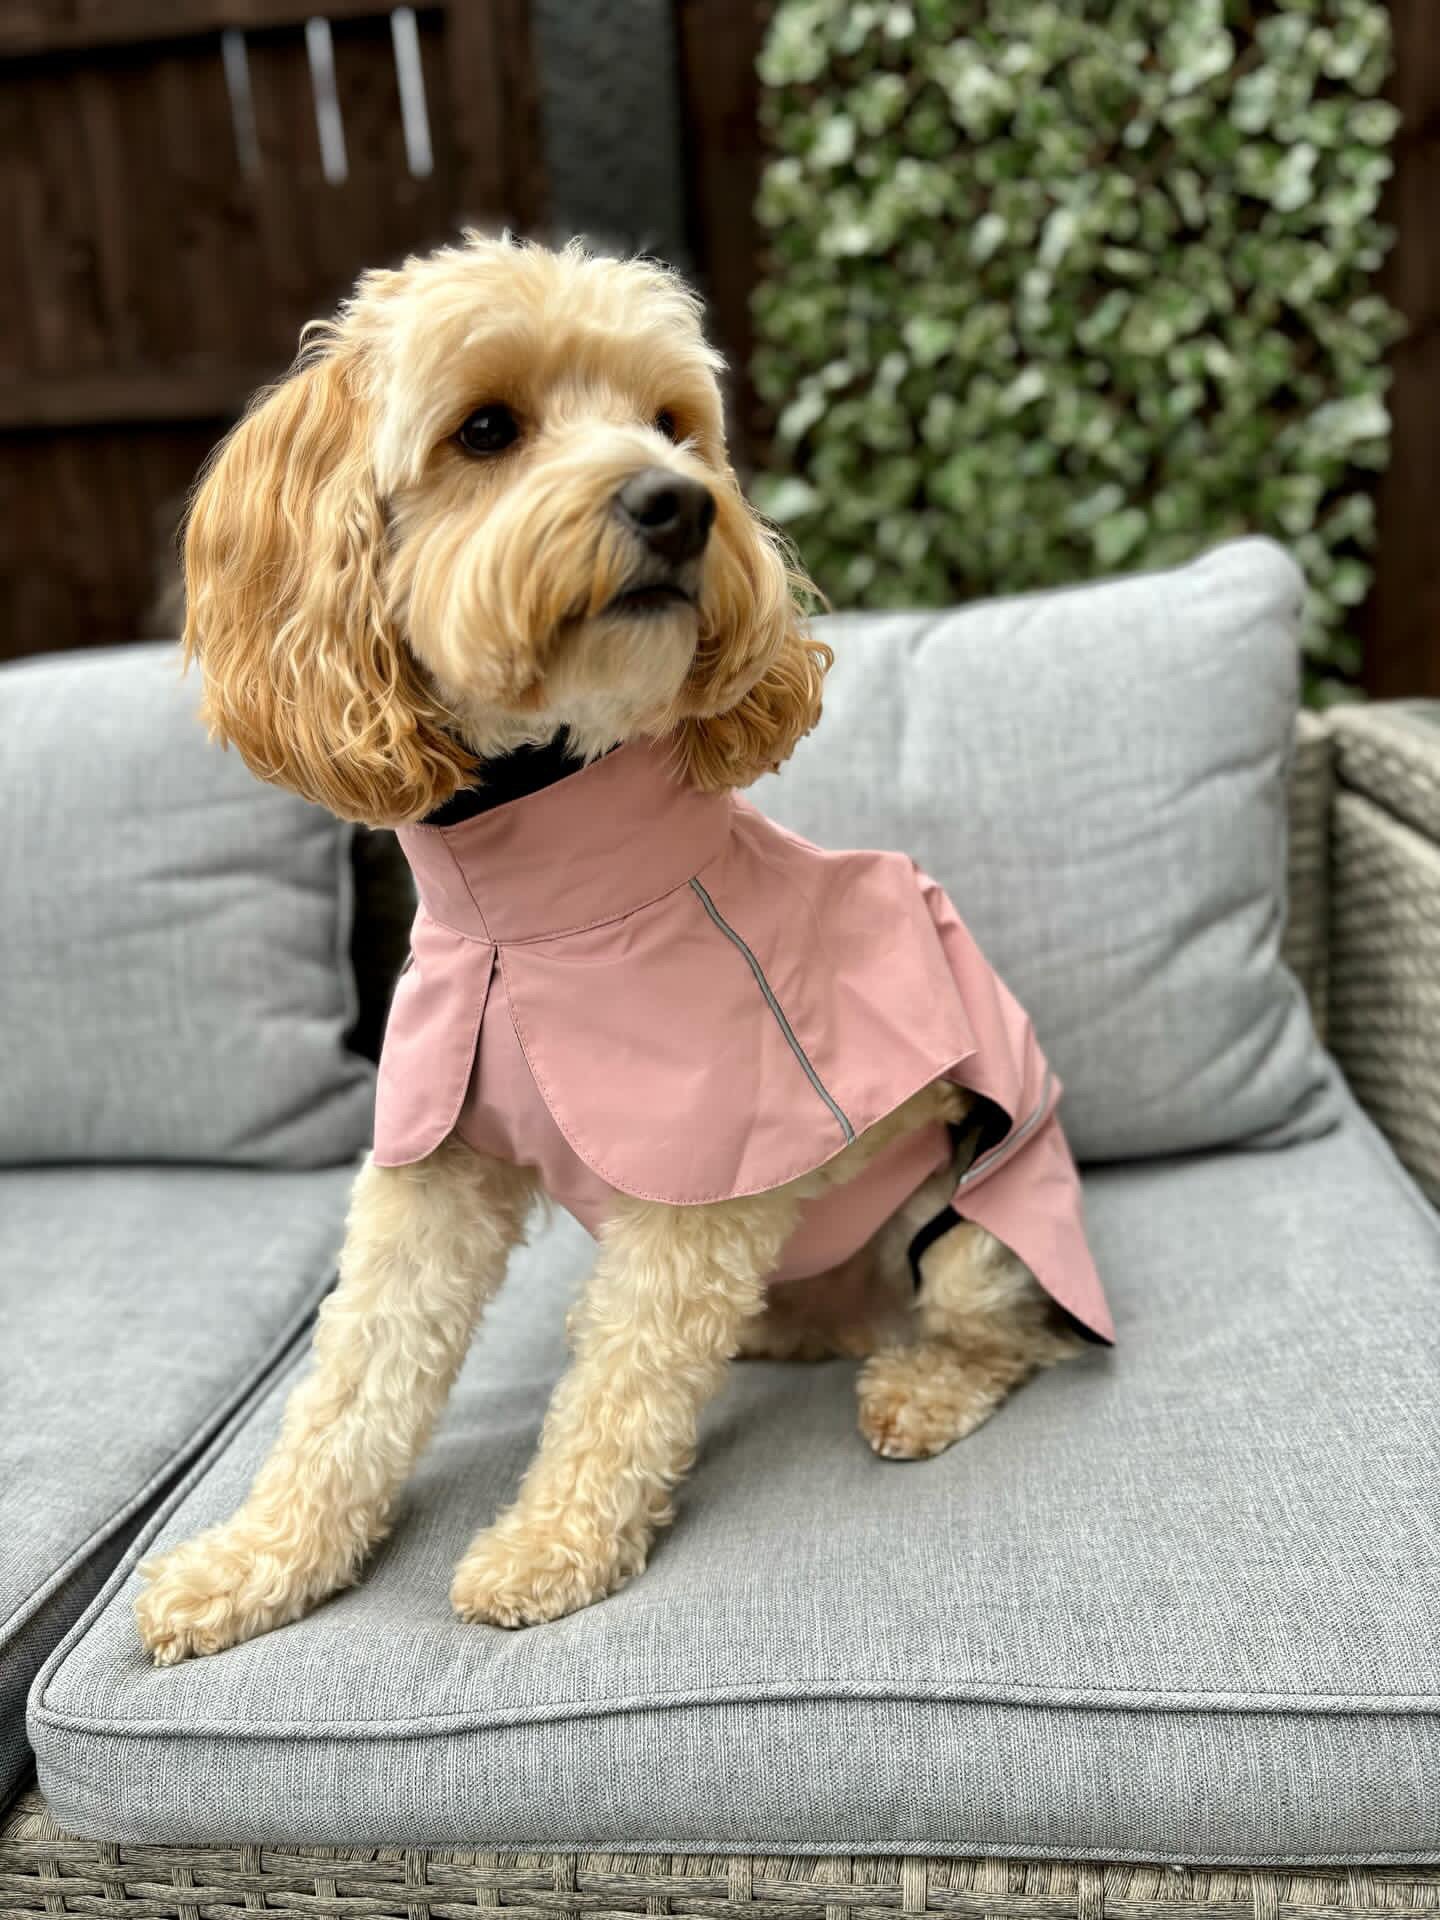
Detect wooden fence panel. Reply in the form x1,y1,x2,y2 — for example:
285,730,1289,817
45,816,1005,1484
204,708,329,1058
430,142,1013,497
245,24,337,354
155,38,271,369
0,0,546,663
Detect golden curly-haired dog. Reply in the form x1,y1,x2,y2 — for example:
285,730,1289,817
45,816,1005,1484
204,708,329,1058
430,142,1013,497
134,235,1083,1661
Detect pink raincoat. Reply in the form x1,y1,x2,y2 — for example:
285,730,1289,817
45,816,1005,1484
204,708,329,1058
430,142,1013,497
374,740,1113,1343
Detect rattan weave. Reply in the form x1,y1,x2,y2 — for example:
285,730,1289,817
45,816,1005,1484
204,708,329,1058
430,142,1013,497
1331,705,1440,846
1,1787,1437,1920
1327,789,1440,1204
1325,705,1440,1205
1282,711,1334,1038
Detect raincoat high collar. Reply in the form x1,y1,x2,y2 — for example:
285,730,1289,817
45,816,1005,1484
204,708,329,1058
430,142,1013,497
397,741,731,944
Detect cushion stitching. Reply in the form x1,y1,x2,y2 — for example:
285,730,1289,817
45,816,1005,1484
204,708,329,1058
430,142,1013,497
29,1684,1440,1745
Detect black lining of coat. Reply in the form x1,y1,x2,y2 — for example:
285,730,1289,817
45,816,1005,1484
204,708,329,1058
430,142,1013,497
423,733,592,825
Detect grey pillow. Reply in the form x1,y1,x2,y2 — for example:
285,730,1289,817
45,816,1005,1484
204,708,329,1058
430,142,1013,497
0,645,374,1167
757,538,1337,1162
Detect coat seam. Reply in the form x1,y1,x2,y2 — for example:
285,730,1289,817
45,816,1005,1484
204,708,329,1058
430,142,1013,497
435,838,492,942
414,865,723,948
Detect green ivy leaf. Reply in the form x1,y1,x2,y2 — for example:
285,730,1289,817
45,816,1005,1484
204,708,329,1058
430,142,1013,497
752,0,1399,694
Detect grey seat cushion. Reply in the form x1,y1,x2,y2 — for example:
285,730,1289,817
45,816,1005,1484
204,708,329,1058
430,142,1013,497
0,1164,353,1805
32,1093,1439,1862
759,538,1336,1162
0,645,374,1167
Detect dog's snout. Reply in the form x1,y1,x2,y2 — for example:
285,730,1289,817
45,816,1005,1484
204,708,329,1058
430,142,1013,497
614,469,716,563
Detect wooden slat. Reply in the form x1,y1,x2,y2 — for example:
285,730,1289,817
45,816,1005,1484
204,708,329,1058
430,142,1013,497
1364,0,1440,697
0,364,281,430
0,439,73,663
330,10,412,270
674,0,768,459
0,0,398,59
446,0,546,230
153,35,273,362
0,70,39,375
416,6,458,210
0,422,218,663
245,22,333,351
329,10,452,270
495,0,546,231
10,63,110,373
134,431,196,633
76,46,200,366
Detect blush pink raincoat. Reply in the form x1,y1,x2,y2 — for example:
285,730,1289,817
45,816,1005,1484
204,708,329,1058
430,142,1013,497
374,740,1113,1343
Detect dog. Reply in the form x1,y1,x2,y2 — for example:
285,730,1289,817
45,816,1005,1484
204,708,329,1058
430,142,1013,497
134,234,1110,1662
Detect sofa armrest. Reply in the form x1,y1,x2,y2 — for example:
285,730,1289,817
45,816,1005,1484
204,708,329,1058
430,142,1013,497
1326,702,1440,1204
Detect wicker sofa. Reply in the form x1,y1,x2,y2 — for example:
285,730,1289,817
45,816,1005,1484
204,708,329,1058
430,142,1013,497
1,544,1437,1913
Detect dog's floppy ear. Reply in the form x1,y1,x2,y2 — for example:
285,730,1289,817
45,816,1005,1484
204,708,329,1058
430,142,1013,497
672,488,831,790
182,342,473,825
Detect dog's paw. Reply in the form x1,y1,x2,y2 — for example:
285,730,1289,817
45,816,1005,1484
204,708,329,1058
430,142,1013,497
856,1347,1001,1460
451,1519,641,1629
134,1526,327,1665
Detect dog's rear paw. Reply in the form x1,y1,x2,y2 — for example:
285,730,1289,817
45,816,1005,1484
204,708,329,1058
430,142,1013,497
856,1346,1006,1460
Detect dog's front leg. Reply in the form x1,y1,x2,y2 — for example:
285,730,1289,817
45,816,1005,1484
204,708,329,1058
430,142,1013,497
452,1188,798,1628
135,1141,535,1664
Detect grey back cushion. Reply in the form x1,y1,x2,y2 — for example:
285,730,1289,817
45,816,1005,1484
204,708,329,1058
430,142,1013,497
0,645,374,1167
758,538,1336,1161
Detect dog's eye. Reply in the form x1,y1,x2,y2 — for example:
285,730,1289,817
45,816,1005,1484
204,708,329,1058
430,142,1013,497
654,409,679,442
457,405,520,456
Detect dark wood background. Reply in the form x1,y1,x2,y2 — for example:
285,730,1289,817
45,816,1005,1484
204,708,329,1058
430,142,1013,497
0,0,767,666
1,0,1434,695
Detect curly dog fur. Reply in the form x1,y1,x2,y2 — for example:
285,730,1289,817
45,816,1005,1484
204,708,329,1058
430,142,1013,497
136,235,1081,1661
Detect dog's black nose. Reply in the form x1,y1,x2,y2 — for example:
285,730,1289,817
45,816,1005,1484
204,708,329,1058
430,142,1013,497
614,469,716,563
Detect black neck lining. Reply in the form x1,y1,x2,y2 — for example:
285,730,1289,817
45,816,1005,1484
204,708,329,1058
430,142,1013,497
422,733,591,826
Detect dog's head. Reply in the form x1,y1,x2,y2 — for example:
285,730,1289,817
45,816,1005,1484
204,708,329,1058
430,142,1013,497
183,234,828,824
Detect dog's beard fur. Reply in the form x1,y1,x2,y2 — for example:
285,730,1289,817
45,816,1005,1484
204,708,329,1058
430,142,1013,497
182,233,829,824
